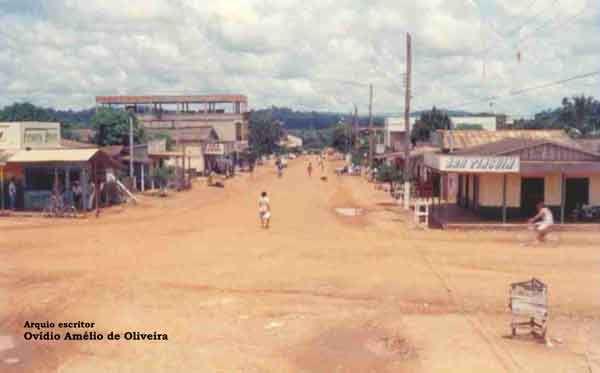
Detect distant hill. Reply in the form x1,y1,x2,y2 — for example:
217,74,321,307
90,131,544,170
0,102,95,127
251,106,386,130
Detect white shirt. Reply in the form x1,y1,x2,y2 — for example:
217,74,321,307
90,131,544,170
258,196,270,213
540,207,554,224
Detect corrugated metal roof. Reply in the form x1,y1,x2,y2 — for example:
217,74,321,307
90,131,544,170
436,129,573,150
454,138,547,155
454,138,600,160
8,148,99,163
577,139,600,153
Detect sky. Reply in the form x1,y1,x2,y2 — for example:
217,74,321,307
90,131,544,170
0,0,597,117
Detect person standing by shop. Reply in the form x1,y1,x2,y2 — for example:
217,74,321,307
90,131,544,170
72,181,82,211
87,181,96,211
8,178,16,211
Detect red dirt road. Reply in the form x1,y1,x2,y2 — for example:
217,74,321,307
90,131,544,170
1,157,600,372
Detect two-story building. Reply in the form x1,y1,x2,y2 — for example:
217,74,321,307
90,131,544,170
95,94,249,148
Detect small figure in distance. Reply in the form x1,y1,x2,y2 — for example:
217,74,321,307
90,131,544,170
258,191,271,229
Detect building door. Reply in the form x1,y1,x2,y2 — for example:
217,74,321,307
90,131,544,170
565,178,589,214
521,178,544,217
465,175,470,208
457,175,463,206
473,175,480,211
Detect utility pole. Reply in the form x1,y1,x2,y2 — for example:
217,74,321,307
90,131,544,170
129,114,135,189
368,84,374,167
353,104,359,151
403,33,412,210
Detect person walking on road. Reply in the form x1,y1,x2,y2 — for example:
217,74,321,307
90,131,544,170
88,181,96,211
275,157,283,178
258,191,271,229
8,178,16,211
307,162,313,177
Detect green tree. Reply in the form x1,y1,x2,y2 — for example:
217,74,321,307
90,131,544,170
91,108,145,146
248,112,283,155
151,166,175,190
411,107,452,142
376,163,404,191
331,124,352,153
0,102,55,121
0,102,79,139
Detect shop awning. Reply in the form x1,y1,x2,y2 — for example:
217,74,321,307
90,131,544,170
7,148,121,168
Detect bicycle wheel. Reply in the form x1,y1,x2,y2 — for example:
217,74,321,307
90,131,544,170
545,232,561,248
42,205,54,217
64,206,77,218
516,232,534,246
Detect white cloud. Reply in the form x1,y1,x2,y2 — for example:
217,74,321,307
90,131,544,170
0,0,598,116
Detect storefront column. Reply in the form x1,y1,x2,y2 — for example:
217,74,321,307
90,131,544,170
81,167,89,210
65,166,71,191
442,172,448,226
141,164,145,192
502,174,507,224
560,173,565,224
0,166,4,211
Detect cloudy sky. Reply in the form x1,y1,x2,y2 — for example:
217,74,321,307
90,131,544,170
0,0,597,116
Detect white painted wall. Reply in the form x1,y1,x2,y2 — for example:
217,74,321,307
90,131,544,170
384,117,417,147
0,122,61,150
589,175,600,205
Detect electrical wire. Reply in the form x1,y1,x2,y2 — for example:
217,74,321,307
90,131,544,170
414,70,600,113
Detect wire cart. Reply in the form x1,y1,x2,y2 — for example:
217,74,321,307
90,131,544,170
509,278,548,339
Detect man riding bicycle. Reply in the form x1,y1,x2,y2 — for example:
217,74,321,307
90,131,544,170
527,202,554,244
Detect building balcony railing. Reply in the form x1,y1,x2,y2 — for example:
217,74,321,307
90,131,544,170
136,112,248,122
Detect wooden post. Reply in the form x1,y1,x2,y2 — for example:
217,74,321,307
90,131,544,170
403,32,412,210
141,164,145,192
560,173,565,224
368,84,374,167
94,160,100,218
502,174,507,224
0,165,4,211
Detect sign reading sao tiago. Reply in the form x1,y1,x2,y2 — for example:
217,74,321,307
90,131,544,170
424,153,520,173
441,156,520,173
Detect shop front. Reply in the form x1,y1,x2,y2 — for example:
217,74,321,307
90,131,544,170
425,139,600,224
6,149,119,211
204,142,236,174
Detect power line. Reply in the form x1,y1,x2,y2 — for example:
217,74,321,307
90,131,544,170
509,70,600,95
415,70,600,113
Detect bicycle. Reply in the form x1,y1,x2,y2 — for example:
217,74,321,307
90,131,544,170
516,224,561,247
42,195,78,218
